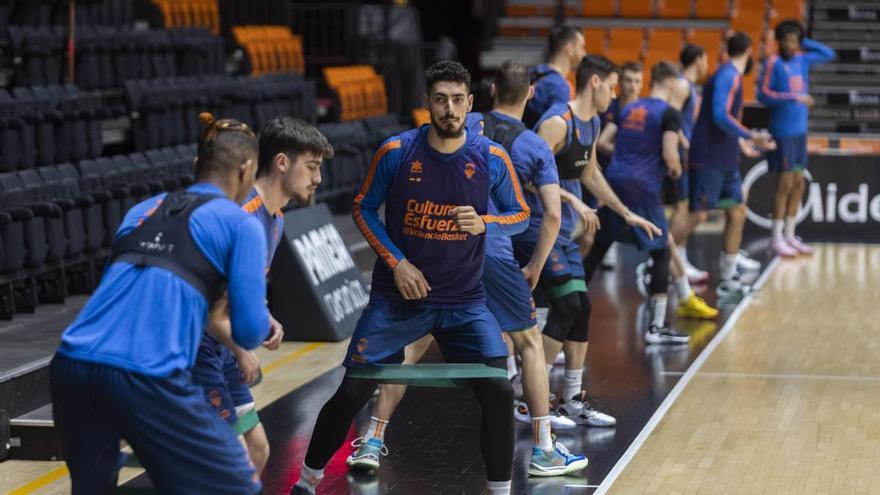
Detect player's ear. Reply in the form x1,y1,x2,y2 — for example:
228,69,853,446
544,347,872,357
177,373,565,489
467,94,474,112
527,85,535,101
489,83,497,100
274,152,288,174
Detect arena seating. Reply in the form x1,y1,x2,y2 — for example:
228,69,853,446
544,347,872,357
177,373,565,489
324,65,389,122
232,25,305,76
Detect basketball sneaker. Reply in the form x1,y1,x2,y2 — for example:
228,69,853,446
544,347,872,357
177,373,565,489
736,250,762,271
717,275,751,301
528,437,589,477
514,401,578,430
684,261,710,283
346,437,388,470
557,396,616,427
676,291,718,319
635,260,652,297
601,243,618,270
785,236,814,255
771,237,798,257
645,324,690,345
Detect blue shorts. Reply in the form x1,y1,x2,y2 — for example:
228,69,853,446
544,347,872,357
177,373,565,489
513,238,585,288
344,302,508,367
663,168,690,204
192,336,254,427
483,255,537,332
689,165,743,211
50,354,261,495
595,204,669,251
767,134,808,172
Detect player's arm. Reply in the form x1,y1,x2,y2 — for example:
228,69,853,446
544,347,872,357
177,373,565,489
580,140,662,239
669,78,691,111
352,138,406,269
712,70,755,139
661,107,683,179
802,38,836,66
537,115,568,154
596,121,617,156
757,58,799,107
522,141,562,288
464,145,530,237
223,216,270,350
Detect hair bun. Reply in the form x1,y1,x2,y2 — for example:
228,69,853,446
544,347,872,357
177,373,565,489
198,112,216,126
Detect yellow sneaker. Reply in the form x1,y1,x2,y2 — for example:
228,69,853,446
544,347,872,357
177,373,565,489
676,291,719,319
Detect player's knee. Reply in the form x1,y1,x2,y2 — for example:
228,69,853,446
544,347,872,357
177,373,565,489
566,293,590,342
512,327,543,358
728,204,746,222
694,210,709,224
483,376,515,405
246,432,270,472
543,292,581,343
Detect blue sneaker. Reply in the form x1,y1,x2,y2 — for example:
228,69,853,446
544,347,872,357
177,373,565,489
345,437,388,470
528,438,589,477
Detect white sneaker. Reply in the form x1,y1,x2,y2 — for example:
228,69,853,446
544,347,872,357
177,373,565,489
601,243,618,270
736,250,761,272
717,275,752,300
514,401,578,430
557,397,617,427
684,260,709,284
635,260,651,297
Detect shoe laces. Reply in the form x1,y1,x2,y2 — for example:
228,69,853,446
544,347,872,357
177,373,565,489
350,437,389,456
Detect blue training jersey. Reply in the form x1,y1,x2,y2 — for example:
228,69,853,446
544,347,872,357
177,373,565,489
466,111,559,259
528,102,601,241
597,97,621,169
690,62,751,171
352,126,530,307
526,64,573,126
606,97,682,207
242,187,285,267
57,183,270,377
758,38,835,139
680,77,699,141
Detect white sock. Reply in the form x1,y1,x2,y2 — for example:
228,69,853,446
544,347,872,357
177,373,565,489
563,368,582,402
506,355,518,379
296,463,324,491
721,253,738,280
364,416,389,443
784,216,796,238
675,276,691,301
651,295,667,328
532,415,553,452
677,245,689,264
772,219,784,240
487,480,512,495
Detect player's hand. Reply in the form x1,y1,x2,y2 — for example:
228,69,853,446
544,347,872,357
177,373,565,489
450,206,486,235
393,258,431,300
521,263,541,291
678,130,690,151
796,94,815,107
739,138,761,158
667,162,682,179
750,130,777,151
623,210,662,240
262,313,284,350
234,348,262,386
571,199,600,236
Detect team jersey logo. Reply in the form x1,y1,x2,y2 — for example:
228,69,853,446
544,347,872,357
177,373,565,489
464,162,476,179
622,105,648,132
409,160,423,182
357,338,368,353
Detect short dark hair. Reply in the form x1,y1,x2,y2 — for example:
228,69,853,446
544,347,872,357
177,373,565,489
425,60,471,94
257,116,334,178
576,55,618,93
727,31,752,57
494,60,531,106
775,19,804,43
621,61,643,75
650,60,680,87
195,112,257,179
680,44,706,68
548,26,582,57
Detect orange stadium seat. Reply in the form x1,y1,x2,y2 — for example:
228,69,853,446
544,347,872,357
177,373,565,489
736,0,766,13
325,65,389,121
694,0,728,18
620,0,654,17
583,0,616,17
648,29,685,53
412,108,430,127
234,25,305,76
657,0,691,18
772,0,804,20
741,72,758,102
505,4,539,16
731,9,765,32
583,28,607,53
687,29,724,73
152,0,219,34
609,28,645,52
605,46,642,65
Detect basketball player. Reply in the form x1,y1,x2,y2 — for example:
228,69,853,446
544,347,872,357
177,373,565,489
759,20,834,256
192,116,334,476
290,61,530,495
50,116,270,494
524,26,586,128
522,55,660,423
345,61,588,478
685,33,776,300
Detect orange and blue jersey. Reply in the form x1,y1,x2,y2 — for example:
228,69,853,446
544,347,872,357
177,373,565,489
466,111,559,256
530,102,601,241
241,187,285,267
690,62,751,171
758,38,835,139
352,126,530,307
606,97,682,208
680,77,699,142
525,64,574,127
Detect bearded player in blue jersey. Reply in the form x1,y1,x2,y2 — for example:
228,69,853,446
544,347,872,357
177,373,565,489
759,19,834,257
291,61,530,495
192,116,333,477
51,116,270,495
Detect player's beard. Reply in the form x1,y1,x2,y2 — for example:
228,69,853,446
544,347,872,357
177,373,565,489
432,113,465,139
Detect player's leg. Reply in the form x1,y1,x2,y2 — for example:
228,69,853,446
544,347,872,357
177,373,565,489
717,169,753,299
242,422,269,476
644,247,689,344
292,304,434,494
784,135,813,255
769,137,800,256
348,334,434,470
670,234,718,320
223,351,269,475
50,355,125,495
